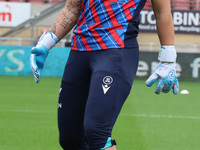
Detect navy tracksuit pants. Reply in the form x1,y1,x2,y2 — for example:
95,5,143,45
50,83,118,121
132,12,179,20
58,47,139,150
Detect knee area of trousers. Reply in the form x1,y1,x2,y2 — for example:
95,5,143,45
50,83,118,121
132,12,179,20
84,121,97,140
84,121,110,141
59,136,79,149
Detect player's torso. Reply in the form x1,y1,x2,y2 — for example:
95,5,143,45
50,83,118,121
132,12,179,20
71,0,147,51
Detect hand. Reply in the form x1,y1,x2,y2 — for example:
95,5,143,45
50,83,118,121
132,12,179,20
29,32,59,83
30,46,49,83
145,62,179,94
145,46,179,95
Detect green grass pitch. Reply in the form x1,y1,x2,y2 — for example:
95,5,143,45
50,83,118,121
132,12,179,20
0,75,200,150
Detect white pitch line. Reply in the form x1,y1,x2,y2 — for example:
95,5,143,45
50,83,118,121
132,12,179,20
1,109,200,120
0,109,56,113
120,114,200,120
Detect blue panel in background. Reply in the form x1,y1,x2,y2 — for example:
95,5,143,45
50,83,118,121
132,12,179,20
1,46,200,82
0,46,70,77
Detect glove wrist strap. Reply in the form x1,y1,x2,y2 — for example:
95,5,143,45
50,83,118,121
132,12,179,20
36,32,59,50
158,45,177,63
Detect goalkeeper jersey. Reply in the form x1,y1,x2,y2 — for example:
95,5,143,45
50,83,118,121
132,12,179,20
71,0,147,51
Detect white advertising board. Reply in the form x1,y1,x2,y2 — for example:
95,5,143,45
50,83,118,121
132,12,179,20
0,2,31,27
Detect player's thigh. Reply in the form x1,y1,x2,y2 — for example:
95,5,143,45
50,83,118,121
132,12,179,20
58,81,89,149
58,50,91,142
84,47,139,129
58,81,89,139
62,50,91,86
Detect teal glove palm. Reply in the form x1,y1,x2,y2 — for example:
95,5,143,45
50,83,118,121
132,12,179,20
145,46,179,95
30,32,59,83
30,46,49,83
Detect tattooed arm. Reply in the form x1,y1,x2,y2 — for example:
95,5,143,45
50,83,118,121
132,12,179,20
49,0,83,40
151,0,174,45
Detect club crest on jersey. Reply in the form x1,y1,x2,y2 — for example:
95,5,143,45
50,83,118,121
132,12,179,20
102,76,113,94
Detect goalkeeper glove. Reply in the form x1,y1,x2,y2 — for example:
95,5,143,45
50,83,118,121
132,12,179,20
145,46,179,95
30,32,59,83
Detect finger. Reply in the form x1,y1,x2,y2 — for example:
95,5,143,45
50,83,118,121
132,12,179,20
162,84,172,93
31,46,49,55
162,80,173,93
31,47,37,54
30,54,37,71
154,79,165,94
172,78,179,95
145,73,159,87
33,70,40,83
31,47,43,55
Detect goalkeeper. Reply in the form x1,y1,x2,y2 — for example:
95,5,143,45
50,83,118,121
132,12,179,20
30,0,179,149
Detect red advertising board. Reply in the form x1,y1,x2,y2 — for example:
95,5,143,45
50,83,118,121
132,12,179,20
0,2,31,27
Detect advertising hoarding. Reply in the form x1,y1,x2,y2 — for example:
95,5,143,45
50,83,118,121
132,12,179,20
0,2,31,27
0,46,200,82
140,9,200,34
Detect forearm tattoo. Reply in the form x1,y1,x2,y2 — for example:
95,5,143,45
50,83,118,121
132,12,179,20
60,11,74,29
50,0,82,34
50,23,56,34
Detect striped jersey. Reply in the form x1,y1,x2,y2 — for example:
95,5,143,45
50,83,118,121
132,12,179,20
71,0,147,51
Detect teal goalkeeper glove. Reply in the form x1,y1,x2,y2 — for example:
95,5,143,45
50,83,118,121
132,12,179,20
145,46,179,95
30,32,59,83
